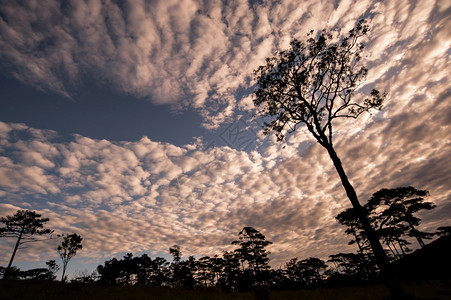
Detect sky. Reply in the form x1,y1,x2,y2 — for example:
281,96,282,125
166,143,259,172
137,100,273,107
0,0,450,278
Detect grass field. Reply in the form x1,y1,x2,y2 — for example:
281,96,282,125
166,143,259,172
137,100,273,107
0,280,450,299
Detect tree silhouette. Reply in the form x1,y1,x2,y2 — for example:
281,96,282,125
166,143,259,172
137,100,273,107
232,227,272,287
285,257,327,287
336,207,370,256
252,18,402,296
336,206,411,260
327,252,377,282
45,260,60,281
218,250,241,291
57,233,83,282
436,226,451,237
169,245,183,286
366,186,436,248
151,256,171,287
169,245,181,263
197,256,215,286
0,210,53,279
97,256,126,285
168,245,197,288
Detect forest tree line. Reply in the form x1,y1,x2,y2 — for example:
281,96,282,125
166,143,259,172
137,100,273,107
1,186,449,291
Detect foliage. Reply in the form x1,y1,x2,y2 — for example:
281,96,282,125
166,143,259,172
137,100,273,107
3,223,450,295
232,227,272,273
285,257,327,287
336,207,371,255
97,253,171,286
0,210,53,279
366,186,436,248
436,226,451,237
327,252,377,283
336,186,437,262
0,210,52,239
0,265,56,280
45,260,60,281
253,18,384,144
57,233,83,282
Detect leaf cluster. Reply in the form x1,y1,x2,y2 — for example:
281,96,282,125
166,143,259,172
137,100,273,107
57,233,83,262
0,210,53,242
336,186,437,259
254,19,385,145
232,226,272,273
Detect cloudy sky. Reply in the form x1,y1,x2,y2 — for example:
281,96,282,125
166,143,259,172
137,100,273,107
0,0,450,277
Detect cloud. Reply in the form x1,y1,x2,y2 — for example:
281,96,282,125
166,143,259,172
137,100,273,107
3,0,435,129
1,96,450,267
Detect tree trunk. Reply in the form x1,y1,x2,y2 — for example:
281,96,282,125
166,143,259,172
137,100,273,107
353,232,365,257
4,228,23,280
409,223,425,247
386,242,397,259
397,240,406,256
61,261,68,282
324,145,406,298
391,241,401,259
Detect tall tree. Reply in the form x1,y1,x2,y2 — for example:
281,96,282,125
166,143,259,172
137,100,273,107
252,19,404,296
151,256,170,287
134,253,153,285
232,227,272,286
196,256,215,286
366,186,435,248
57,233,83,282
218,250,241,291
168,245,196,288
0,210,53,279
97,256,129,285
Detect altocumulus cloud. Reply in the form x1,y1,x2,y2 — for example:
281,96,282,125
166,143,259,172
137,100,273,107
1,0,448,128
0,0,450,268
0,97,450,266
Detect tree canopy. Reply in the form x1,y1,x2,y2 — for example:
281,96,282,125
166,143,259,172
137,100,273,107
0,210,53,279
336,186,437,261
366,186,436,248
254,19,385,145
57,233,83,282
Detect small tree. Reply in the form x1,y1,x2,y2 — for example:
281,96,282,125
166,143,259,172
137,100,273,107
218,251,241,291
336,206,411,260
366,186,436,248
45,259,60,281
169,245,181,264
0,210,53,279
286,257,326,287
57,233,83,282
232,227,272,286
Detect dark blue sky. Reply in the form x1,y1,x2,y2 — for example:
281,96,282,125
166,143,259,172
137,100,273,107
0,74,205,145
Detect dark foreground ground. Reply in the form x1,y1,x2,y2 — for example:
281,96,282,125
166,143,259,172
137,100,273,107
1,280,450,300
